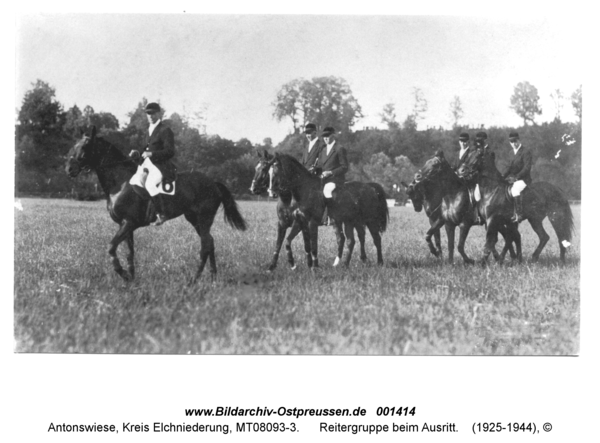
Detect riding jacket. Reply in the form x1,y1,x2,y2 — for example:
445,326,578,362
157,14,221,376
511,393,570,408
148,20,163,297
502,145,533,185
316,141,349,186
302,138,323,171
139,121,176,182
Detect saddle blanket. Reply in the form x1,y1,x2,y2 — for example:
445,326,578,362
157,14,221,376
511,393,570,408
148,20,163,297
129,158,175,197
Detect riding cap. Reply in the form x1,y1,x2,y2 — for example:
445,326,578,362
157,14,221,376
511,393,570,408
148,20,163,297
322,127,335,137
459,132,470,142
145,102,161,114
304,123,317,134
509,132,520,141
475,131,488,141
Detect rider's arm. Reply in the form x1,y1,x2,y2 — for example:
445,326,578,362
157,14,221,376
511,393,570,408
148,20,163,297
513,149,532,181
150,127,175,163
330,146,349,176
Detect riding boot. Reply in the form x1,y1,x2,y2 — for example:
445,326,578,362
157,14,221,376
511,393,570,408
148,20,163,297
511,195,524,223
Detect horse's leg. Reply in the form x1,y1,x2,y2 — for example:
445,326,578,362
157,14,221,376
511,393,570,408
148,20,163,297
285,221,303,270
126,230,135,279
333,221,345,267
299,221,313,268
269,222,287,271
426,218,444,257
186,213,216,282
457,223,475,265
499,223,520,262
343,223,356,267
367,222,384,265
528,218,550,262
434,229,442,257
308,219,319,268
355,224,367,263
481,217,501,264
108,220,136,281
444,223,456,264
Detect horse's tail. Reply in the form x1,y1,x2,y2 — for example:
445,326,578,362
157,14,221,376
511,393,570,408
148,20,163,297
548,194,575,244
533,182,575,243
215,182,247,231
367,182,389,233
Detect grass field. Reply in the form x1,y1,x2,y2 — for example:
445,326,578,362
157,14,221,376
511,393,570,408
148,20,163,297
14,198,580,355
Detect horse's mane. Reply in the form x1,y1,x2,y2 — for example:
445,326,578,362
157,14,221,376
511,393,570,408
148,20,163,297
277,153,312,178
480,150,504,182
94,136,138,171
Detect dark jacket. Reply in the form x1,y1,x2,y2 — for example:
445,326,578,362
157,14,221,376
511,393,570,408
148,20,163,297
453,145,474,171
316,141,349,186
503,145,533,185
145,122,175,163
302,139,323,170
142,122,176,181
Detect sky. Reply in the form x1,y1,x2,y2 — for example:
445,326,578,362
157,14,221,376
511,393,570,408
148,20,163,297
16,13,585,145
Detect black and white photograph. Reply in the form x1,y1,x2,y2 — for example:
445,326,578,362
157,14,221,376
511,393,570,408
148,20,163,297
14,12,582,355
6,3,597,441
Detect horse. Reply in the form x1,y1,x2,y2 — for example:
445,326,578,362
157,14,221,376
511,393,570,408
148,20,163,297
403,150,519,264
457,146,574,263
250,150,312,271
270,153,389,267
65,126,247,282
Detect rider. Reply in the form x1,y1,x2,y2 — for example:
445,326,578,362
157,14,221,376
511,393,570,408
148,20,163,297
301,122,323,172
315,126,349,225
471,131,492,224
129,102,176,226
453,132,471,171
502,132,532,223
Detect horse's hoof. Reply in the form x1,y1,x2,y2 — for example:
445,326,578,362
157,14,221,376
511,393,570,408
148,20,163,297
290,265,297,271
333,257,340,267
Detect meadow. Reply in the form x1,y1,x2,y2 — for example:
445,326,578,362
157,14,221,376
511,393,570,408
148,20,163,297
14,198,580,355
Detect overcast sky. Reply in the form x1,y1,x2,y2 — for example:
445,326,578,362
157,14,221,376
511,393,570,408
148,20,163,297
16,13,584,145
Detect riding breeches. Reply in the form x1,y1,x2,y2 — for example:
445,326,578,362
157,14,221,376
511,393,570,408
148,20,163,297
323,182,336,198
510,180,527,197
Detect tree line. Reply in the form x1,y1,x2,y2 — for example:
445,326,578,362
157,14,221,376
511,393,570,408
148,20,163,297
15,78,582,201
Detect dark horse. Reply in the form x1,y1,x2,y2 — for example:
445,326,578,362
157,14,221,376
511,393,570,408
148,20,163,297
457,146,574,263
65,126,247,282
403,150,518,264
250,150,312,271
270,153,389,267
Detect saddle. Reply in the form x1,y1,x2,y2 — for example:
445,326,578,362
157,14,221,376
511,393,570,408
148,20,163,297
130,158,176,197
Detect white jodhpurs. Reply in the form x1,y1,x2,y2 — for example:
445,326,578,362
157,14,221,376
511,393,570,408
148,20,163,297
323,182,336,198
510,180,527,197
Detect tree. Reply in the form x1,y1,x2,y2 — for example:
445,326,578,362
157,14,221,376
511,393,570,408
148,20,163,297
550,89,564,122
16,79,67,169
64,105,85,138
510,81,542,125
272,78,303,133
449,95,464,128
403,88,428,131
380,103,399,130
571,85,582,121
17,79,64,141
272,76,363,136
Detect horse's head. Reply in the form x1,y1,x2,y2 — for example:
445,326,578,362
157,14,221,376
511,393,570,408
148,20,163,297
418,149,448,183
65,126,100,178
402,178,424,212
250,150,277,197
457,146,484,183
270,153,292,194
